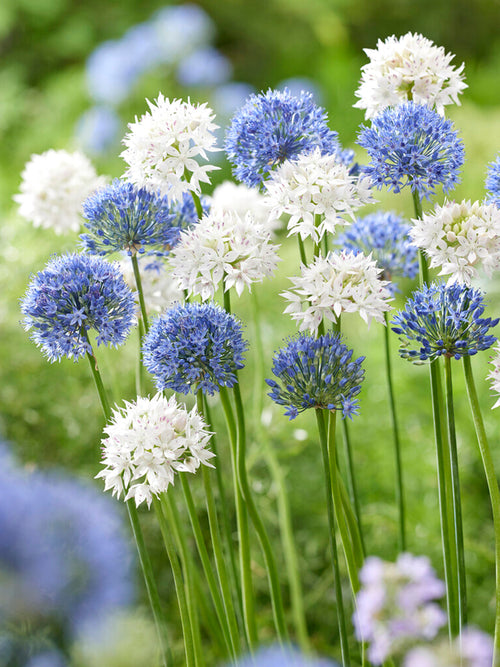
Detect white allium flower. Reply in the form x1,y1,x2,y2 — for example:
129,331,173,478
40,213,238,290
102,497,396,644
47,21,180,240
354,32,467,119
488,343,500,409
264,148,374,243
169,208,281,299
118,257,183,315
211,180,281,233
282,250,392,334
14,149,106,234
410,200,500,285
96,394,215,508
121,94,219,201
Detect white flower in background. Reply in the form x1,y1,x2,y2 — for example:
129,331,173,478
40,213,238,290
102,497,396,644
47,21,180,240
404,626,493,667
354,32,467,119
410,200,500,285
265,148,374,243
118,257,183,315
211,180,281,233
282,250,392,334
170,208,280,299
121,94,219,201
488,343,500,409
97,394,214,508
14,149,106,234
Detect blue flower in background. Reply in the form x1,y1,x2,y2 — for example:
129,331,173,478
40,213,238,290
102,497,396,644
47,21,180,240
169,191,210,229
212,82,256,120
152,3,215,64
143,302,248,395
230,645,340,666
86,39,143,105
485,153,500,206
225,88,341,187
75,105,121,155
391,283,499,362
177,46,233,87
277,76,324,103
357,101,464,199
266,332,365,420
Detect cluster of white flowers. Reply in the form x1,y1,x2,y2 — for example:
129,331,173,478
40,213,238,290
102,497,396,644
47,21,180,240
169,208,280,299
281,250,392,334
97,394,215,508
121,94,219,201
119,257,183,315
211,180,281,234
14,149,106,234
410,200,500,285
264,148,374,243
488,343,500,410
354,32,467,119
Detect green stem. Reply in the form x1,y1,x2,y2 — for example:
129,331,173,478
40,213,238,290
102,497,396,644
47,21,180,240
136,317,146,396
341,418,366,555
297,236,307,266
83,333,111,420
463,356,500,661
338,475,364,569
131,253,149,334
190,190,204,220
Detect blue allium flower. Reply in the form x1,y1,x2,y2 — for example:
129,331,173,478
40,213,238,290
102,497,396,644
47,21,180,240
75,105,121,155
225,88,341,187
391,283,498,362
21,253,136,362
357,101,464,200
169,190,210,229
232,645,339,666
485,153,500,206
81,179,181,257
142,302,248,395
177,46,232,87
266,332,365,420
337,211,418,293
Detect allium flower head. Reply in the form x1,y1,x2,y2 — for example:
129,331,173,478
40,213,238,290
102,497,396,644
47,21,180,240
142,302,247,395
404,627,494,667
14,149,106,234
265,148,374,243
354,32,467,119
410,199,500,285
357,101,464,200
266,332,365,420
487,343,500,409
21,253,136,362
121,94,219,201
169,208,280,299
282,251,393,335
118,257,183,315
353,553,447,664
391,283,498,362
97,394,214,507
225,88,341,188
211,180,281,233
337,211,418,293
485,153,500,207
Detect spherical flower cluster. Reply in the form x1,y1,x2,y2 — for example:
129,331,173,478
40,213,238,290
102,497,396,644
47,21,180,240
487,343,500,409
485,153,500,207
264,148,374,243
97,394,215,507
211,180,281,233
225,88,341,188
354,32,467,119
21,253,136,362
282,251,393,335
357,101,464,200
142,302,247,395
121,94,219,201
353,553,447,665
266,332,365,420
410,200,500,285
14,149,106,234
337,211,418,293
118,257,183,315
169,208,280,299
391,283,498,363
231,645,339,666
404,627,493,667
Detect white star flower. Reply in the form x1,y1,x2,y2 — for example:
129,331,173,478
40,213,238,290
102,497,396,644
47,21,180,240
96,394,215,508
282,250,392,334
121,94,219,201
118,257,183,315
211,180,281,233
354,32,467,119
410,200,500,285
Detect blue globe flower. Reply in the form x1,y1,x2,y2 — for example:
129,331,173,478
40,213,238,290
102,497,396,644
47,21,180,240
485,153,500,206
225,88,341,187
266,332,365,420
142,302,248,395
391,283,499,362
21,253,136,362
357,101,464,200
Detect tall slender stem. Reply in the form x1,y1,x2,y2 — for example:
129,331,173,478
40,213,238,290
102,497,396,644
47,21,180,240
190,190,204,220
131,253,149,334
297,236,307,266
341,407,366,556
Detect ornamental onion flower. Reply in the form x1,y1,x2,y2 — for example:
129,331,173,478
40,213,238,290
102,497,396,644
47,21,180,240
485,153,500,206
487,343,500,409
142,302,247,395
211,180,281,233
266,332,365,420
354,32,467,119
121,94,219,201
357,101,464,200
14,149,106,234
169,208,280,299
410,199,500,285
353,553,447,665
21,253,136,362
97,394,215,508
281,250,393,335
404,627,494,667
225,88,341,188
391,283,498,363
264,148,374,243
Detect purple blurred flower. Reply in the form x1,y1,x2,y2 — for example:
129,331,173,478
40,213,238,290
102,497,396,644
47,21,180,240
152,3,215,64
177,46,233,87
231,645,340,666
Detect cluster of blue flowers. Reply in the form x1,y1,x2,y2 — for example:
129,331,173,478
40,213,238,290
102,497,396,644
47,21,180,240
485,153,500,206
21,253,136,362
391,283,499,362
142,302,248,395
266,332,365,420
